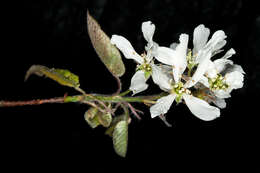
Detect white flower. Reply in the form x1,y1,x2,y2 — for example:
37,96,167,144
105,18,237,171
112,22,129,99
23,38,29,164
111,21,168,95
190,24,245,100
150,46,220,121
204,48,235,79
182,24,227,73
201,49,245,99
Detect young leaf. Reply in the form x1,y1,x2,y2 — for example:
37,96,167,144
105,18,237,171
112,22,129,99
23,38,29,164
105,114,127,137
113,120,128,157
84,107,100,128
97,112,112,127
87,11,125,77
25,65,85,94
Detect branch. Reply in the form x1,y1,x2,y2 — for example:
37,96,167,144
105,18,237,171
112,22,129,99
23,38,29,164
0,97,65,107
0,92,167,108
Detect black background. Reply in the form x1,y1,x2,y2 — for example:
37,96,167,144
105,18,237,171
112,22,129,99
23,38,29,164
0,0,259,171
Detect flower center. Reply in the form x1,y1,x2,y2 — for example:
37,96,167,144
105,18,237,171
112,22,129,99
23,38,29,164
136,54,152,79
137,63,151,72
136,53,152,72
208,74,229,90
171,82,191,103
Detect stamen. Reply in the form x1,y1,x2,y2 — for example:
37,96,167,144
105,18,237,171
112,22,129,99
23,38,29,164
208,74,229,91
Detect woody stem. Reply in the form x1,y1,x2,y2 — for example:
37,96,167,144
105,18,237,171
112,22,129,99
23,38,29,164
0,92,167,108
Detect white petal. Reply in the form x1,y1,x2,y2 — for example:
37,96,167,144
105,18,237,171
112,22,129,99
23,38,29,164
111,35,144,64
183,94,220,121
222,48,236,59
212,49,224,57
129,70,148,95
151,64,172,91
160,64,173,72
205,30,227,53
170,42,178,50
199,76,210,88
175,34,189,76
213,40,227,53
224,64,245,74
232,64,245,74
155,34,188,83
185,49,212,88
150,94,176,118
213,90,231,99
205,60,218,78
142,21,155,50
224,71,244,89
146,41,159,62
213,98,227,109
214,48,235,72
156,34,188,67
155,46,176,65
214,59,233,73
193,24,210,55
172,65,183,84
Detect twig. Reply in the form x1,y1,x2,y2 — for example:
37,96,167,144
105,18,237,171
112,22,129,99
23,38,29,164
126,103,142,120
95,100,114,114
159,114,172,127
112,75,122,96
111,102,122,115
0,92,166,108
0,97,65,107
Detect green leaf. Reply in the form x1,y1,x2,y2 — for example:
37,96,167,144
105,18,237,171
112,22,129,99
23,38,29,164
105,114,126,137
25,65,85,94
53,69,79,86
84,107,100,128
105,125,115,137
84,106,113,128
87,11,125,77
97,112,112,127
113,120,128,157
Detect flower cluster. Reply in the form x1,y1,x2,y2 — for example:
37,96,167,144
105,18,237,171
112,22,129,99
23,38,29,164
111,22,245,121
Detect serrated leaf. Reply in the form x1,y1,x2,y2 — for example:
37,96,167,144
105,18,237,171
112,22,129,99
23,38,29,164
87,11,125,77
84,107,100,128
113,120,128,157
25,65,84,93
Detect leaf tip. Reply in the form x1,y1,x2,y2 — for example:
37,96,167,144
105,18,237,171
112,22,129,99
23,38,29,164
24,65,44,82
